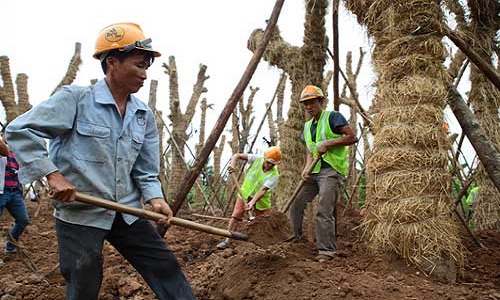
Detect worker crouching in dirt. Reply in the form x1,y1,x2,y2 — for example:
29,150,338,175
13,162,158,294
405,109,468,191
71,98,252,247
289,85,358,262
6,23,195,300
217,146,281,250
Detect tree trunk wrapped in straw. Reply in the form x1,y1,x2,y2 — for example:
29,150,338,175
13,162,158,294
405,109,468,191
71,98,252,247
148,80,170,197
345,0,464,279
247,0,329,208
212,134,226,210
194,98,208,208
51,43,82,96
0,56,32,124
163,56,208,202
239,87,257,151
465,0,500,230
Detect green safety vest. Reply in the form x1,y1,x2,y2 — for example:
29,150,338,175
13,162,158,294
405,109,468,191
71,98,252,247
304,110,348,175
240,157,279,210
465,186,479,206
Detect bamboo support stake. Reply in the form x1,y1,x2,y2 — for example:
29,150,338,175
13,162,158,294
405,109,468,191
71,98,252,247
447,86,500,194
342,166,365,216
445,28,500,90
158,0,285,237
155,110,222,214
332,0,340,111
222,76,283,216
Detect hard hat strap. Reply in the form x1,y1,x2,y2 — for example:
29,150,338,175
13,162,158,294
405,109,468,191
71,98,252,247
266,158,277,165
121,38,153,52
98,38,154,62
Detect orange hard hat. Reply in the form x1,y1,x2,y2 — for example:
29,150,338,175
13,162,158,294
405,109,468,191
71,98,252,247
300,85,324,102
264,146,281,165
93,22,161,60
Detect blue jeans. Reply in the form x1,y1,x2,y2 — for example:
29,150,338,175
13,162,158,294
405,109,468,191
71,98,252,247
56,214,195,300
0,188,30,250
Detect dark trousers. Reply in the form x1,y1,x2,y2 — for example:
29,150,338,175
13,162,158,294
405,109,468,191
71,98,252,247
56,214,195,300
290,168,343,255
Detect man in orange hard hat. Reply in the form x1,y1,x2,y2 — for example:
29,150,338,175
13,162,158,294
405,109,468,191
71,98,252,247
217,146,281,250
6,23,195,299
289,85,358,262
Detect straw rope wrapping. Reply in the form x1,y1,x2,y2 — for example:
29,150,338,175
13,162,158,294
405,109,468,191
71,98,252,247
469,61,500,230
346,0,465,275
469,64,500,232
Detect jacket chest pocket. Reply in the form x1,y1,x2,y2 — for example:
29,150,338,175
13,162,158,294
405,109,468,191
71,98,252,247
129,130,144,160
73,122,112,163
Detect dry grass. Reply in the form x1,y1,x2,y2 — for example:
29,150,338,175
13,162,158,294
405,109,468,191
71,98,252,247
377,54,450,83
378,34,446,62
365,0,441,35
374,104,444,127
363,216,464,273
367,147,448,174
376,76,447,107
349,0,466,275
372,123,449,150
366,169,451,202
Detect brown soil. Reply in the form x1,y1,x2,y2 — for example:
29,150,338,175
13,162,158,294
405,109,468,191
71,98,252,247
1,200,499,300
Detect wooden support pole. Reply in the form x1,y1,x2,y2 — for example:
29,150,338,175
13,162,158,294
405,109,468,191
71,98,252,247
281,156,321,213
159,0,285,236
447,86,500,194
445,29,500,90
332,0,340,111
342,167,365,216
326,48,373,126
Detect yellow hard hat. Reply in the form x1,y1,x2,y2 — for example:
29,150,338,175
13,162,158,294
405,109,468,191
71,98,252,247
300,85,325,102
264,146,281,165
93,22,161,60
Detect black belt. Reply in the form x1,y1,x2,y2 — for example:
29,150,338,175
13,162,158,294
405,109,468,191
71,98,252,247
4,186,20,192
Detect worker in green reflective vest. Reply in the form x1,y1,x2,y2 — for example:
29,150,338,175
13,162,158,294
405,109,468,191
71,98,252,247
217,146,281,250
465,185,479,220
289,85,358,262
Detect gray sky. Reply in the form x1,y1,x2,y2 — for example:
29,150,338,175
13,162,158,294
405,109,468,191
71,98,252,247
2,0,475,167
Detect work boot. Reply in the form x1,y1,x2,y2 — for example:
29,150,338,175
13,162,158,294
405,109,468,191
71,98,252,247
315,254,334,262
4,242,17,254
216,241,230,250
284,234,302,243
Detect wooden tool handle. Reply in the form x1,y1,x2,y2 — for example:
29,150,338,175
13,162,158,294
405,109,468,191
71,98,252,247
50,191,248,241
230,172,255,220
281,156,321,213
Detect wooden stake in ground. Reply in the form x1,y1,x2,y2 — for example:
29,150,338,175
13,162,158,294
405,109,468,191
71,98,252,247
444,28,500,90
447,86,500,194
159,0,285,237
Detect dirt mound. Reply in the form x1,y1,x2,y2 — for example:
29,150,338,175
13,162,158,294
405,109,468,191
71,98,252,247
1,201,499,299
238,210,293,247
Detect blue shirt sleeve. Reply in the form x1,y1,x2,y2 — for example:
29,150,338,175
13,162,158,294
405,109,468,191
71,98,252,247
329,111,349,134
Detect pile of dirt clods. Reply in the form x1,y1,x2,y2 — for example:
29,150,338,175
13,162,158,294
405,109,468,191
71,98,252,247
0,201,499,299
